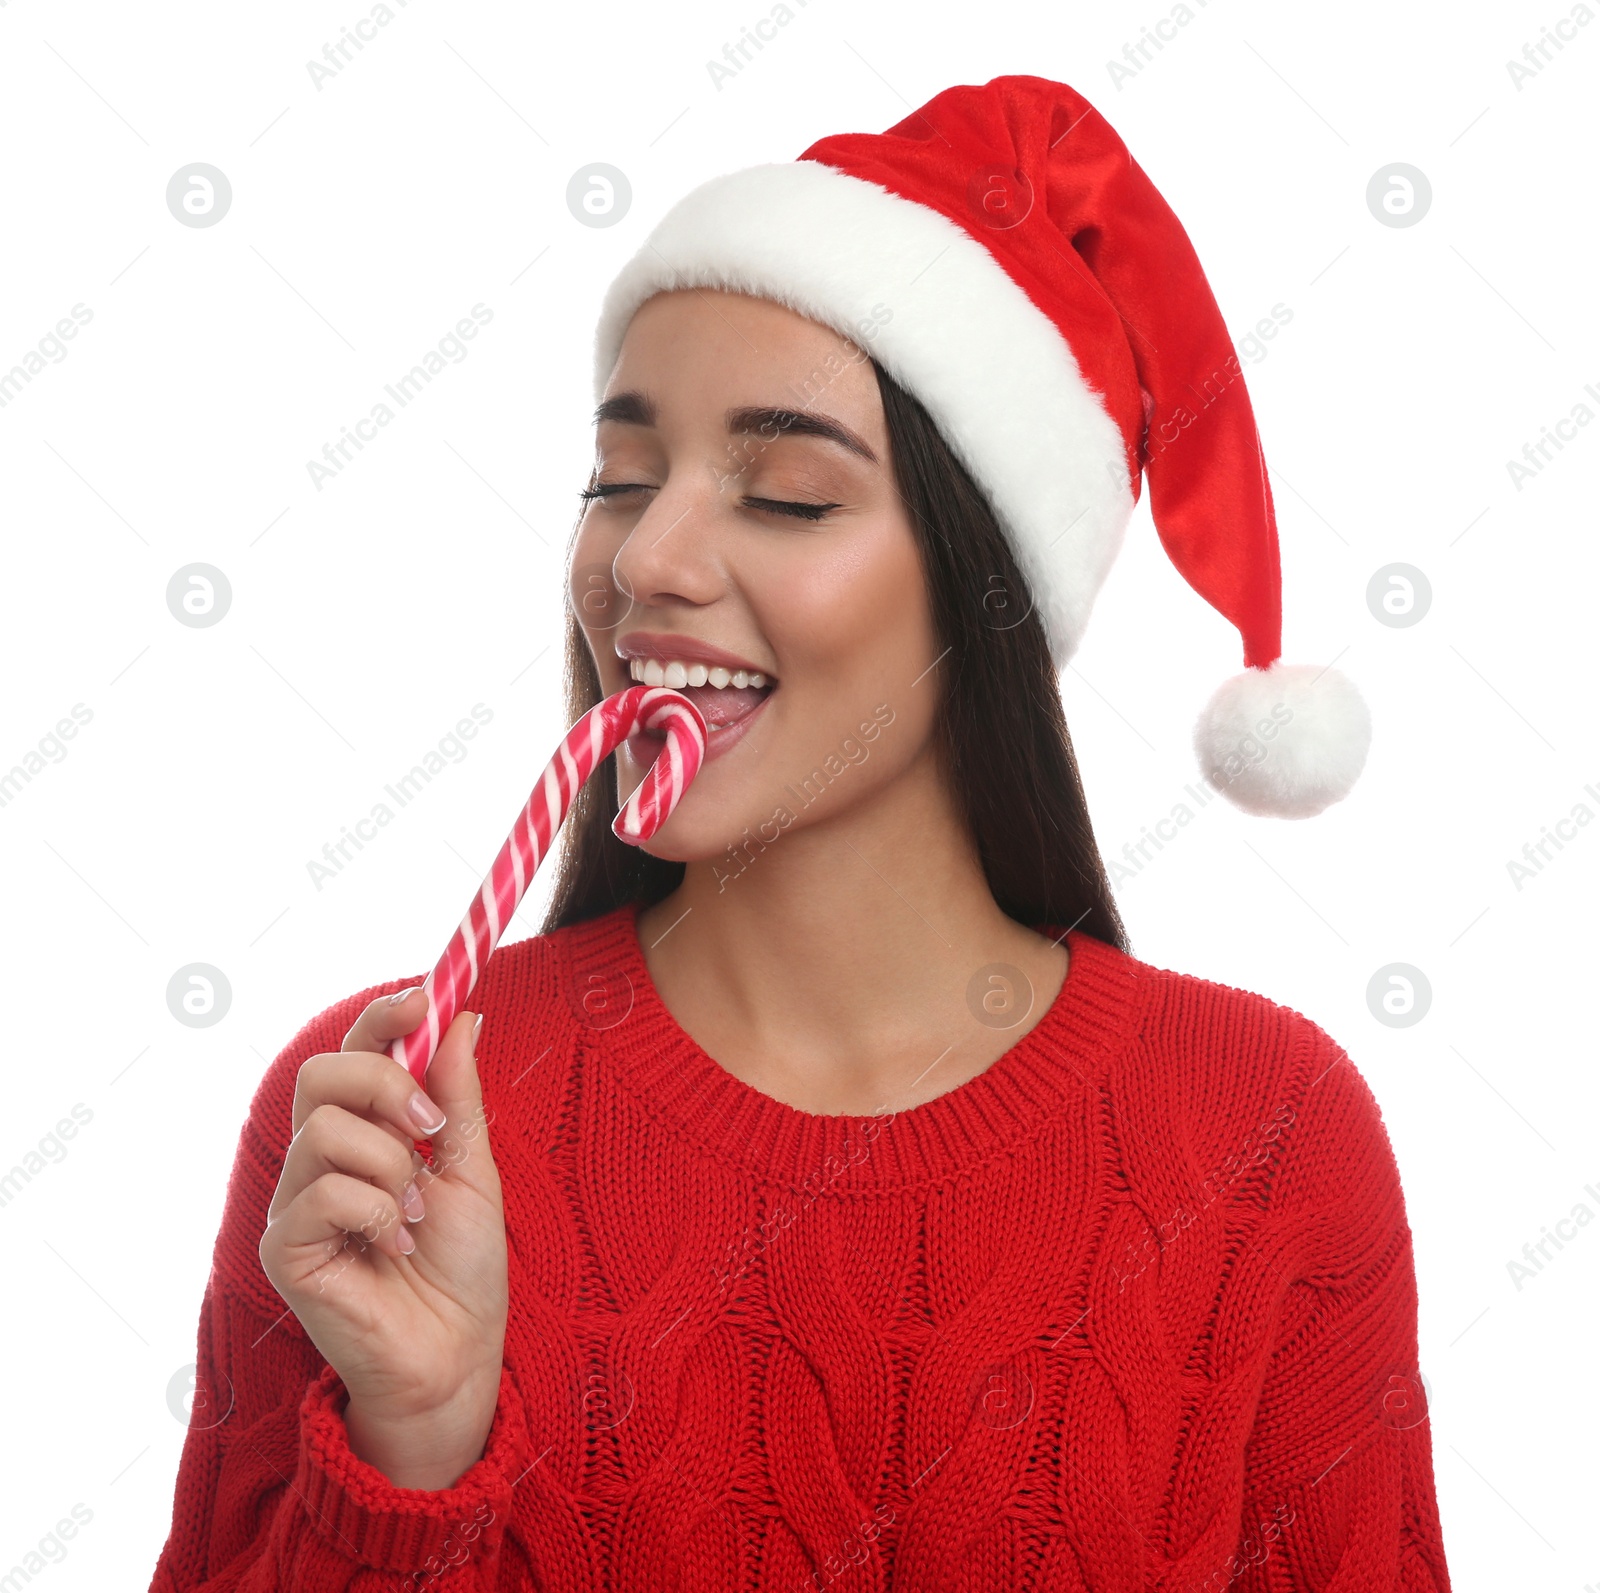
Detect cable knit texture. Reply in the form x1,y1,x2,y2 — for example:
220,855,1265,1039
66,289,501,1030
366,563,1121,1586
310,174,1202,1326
149,901,1452,1591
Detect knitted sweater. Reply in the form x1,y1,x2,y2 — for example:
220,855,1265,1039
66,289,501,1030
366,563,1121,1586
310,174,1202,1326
149,901,1453,1591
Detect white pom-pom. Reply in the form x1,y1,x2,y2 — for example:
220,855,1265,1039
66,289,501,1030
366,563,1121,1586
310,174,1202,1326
1193,660,1372,819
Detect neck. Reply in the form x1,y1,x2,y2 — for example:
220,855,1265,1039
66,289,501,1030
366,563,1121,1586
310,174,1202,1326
635,741,1068,1112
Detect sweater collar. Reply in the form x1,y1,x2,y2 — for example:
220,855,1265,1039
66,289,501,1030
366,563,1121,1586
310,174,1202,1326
558,900,1149,1191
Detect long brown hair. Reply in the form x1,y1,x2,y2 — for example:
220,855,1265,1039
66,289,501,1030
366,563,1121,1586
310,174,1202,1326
539,356,1130,954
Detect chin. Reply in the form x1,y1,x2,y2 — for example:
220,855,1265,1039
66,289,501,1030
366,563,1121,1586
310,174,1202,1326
619,771,789,870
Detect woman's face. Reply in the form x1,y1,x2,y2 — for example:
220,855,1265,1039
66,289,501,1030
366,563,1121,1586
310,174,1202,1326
570,288,942,860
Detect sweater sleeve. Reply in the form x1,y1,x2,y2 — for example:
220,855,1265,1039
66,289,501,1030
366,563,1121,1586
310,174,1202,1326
147,986,534,1591
1232,1035,1453,1593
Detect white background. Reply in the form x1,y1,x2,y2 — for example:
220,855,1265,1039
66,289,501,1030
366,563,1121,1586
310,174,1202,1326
1,0,1595,1585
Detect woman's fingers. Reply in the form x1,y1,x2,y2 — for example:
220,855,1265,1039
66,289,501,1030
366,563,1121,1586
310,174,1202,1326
270,1101,422,1227
412,1010,502,1204
291,1045,446,1146
341,986,431,1064
254,988,508,1456
263,1169,414,1270
271,994,497,1262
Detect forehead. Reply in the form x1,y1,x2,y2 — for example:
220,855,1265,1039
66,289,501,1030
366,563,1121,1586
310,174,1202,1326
622,286,864,358
604,289,885,450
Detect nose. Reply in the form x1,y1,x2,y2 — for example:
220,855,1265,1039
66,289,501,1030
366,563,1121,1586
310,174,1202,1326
609,480,725,615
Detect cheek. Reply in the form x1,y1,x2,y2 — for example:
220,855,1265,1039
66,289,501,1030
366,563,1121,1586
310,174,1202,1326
567,518,633,638
760,522,933,693
742,522,939,813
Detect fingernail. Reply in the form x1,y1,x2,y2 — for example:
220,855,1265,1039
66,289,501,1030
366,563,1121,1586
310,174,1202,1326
408,1090,447,1136
388,987,414,1006
396,1226,415,1254
471,1013,484,1056
401,1179,425,1223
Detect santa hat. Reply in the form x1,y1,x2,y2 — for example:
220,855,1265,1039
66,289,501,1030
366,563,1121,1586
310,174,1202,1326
591,74,1372,819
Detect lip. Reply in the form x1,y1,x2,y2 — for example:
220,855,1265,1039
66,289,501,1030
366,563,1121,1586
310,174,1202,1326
615,630,776,682
626,680,776,766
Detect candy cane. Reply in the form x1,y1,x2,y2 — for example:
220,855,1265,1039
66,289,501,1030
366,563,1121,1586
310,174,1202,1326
389,685,707,1083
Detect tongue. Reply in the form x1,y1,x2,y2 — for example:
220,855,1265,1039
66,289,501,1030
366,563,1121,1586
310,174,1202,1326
678,682,769,730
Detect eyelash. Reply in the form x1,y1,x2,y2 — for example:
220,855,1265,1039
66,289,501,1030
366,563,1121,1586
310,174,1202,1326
577,482,840,522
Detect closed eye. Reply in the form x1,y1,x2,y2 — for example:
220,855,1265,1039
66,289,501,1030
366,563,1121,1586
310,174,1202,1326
578,483,840,523
577,482,648,505
742,496,840,522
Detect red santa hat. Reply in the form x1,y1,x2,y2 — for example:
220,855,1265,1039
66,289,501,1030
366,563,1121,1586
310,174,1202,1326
591,73,1372,819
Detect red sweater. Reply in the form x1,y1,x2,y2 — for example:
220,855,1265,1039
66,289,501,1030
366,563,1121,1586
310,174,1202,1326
150,902,1452,1591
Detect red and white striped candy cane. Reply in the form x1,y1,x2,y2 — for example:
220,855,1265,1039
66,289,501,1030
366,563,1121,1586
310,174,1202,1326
389,685,707,1083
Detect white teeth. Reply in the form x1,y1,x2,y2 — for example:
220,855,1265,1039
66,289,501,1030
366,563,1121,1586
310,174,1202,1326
626,657,777,689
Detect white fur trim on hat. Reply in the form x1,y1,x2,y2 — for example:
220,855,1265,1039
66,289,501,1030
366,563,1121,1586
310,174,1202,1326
1193,660,1373,819
591,159,1134,670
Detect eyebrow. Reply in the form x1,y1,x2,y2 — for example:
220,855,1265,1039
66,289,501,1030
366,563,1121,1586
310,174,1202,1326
593,390,878,464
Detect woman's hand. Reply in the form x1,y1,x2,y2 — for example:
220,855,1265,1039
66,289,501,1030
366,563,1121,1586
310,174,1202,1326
258,990,508,1489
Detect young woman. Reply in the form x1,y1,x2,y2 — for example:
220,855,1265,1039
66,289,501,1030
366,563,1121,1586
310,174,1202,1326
150,77,1450,1591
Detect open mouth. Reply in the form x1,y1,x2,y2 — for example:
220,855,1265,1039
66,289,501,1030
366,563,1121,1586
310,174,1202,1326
625,657,777,759
675,678,775,733
626,659,777,733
